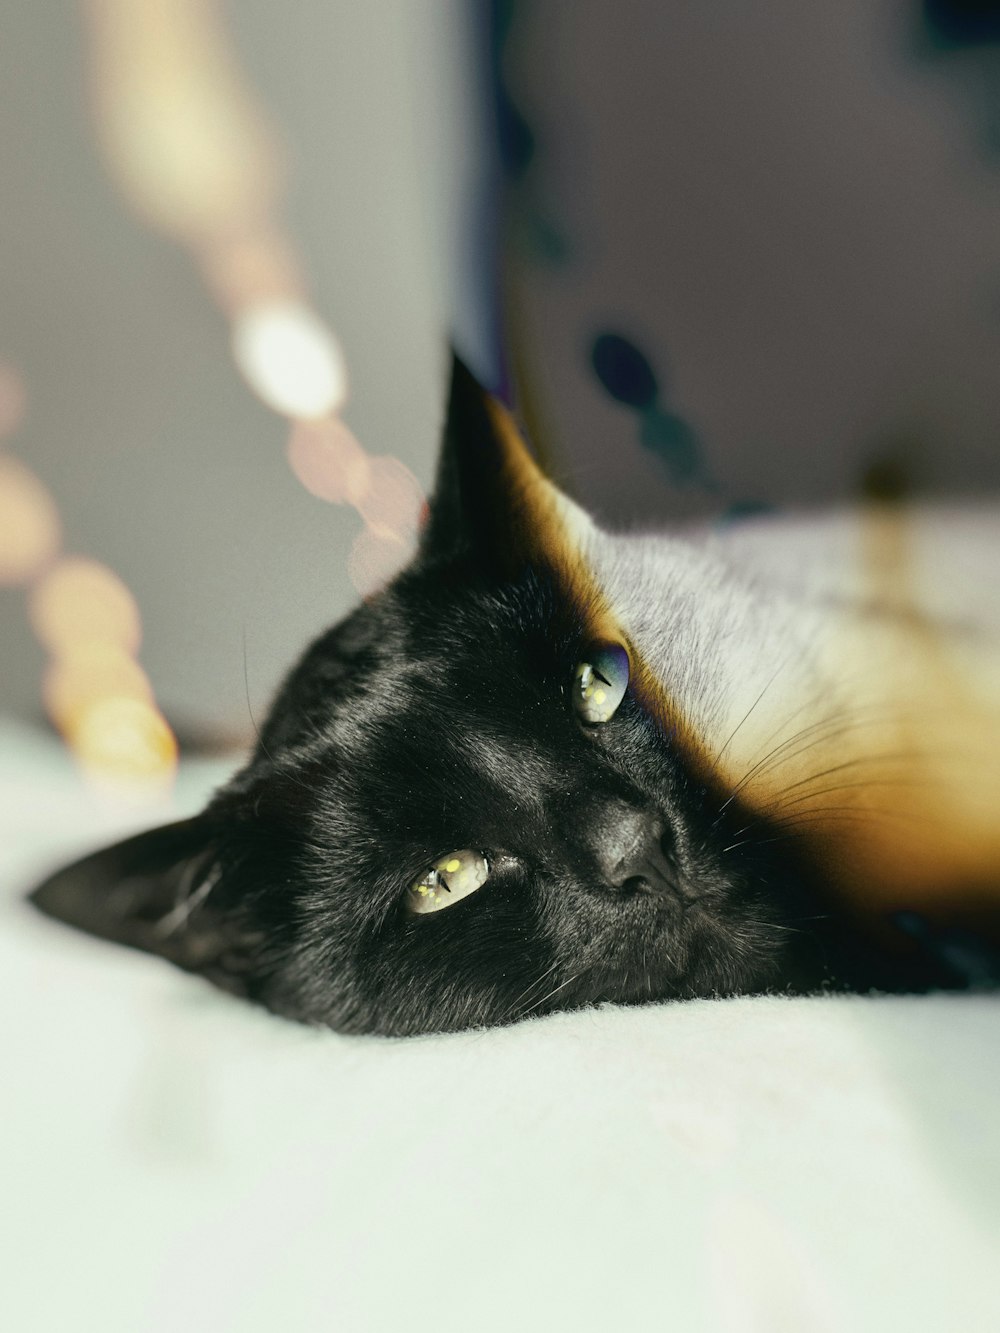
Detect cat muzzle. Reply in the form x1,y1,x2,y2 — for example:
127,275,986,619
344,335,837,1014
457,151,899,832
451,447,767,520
583,801,686,901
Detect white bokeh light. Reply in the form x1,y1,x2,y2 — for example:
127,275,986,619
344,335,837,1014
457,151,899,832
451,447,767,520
232,299,348,419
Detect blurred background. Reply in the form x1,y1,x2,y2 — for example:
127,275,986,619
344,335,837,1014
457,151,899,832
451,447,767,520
1,0,998,798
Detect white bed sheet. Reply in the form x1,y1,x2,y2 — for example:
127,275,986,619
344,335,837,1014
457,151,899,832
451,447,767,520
3,719,998,1333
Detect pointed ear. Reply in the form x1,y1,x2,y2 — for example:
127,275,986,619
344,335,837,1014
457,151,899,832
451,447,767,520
29,818,255,995
419,353,593,579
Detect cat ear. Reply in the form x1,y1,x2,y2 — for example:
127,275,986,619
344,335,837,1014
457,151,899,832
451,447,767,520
419,353,593,578
29,817,255,995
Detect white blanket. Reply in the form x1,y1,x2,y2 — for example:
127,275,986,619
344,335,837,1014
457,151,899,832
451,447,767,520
3,720,998,1332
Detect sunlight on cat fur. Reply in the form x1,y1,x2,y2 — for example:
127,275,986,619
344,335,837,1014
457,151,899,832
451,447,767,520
489,389,1000,935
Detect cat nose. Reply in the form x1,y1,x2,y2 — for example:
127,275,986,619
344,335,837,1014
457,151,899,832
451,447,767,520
583,802,677,896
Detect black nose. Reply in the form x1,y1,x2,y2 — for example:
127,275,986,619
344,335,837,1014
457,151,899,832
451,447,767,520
583,801,677,896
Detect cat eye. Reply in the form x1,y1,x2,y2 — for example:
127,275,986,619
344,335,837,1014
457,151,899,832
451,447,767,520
572,644,630,724
407,849,490,915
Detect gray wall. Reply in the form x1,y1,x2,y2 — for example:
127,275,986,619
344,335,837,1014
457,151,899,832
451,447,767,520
0,0,489,740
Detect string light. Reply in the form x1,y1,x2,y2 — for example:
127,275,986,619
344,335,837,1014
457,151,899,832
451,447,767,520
43,644,153,734
85,0,425,600
30,557,142,657
231,299,348,420
0,360,177,799
0,453,60,585
3,4,431,803
286,418,371,507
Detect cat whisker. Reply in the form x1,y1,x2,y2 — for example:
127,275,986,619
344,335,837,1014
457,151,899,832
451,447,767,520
740,917,803,936
241,629,269,758
772,775,934,811
773,805,929,831
712,701,917,821
504,960,560,1019
719,695,889,794
714,727,826,818
765,751,924,800
712,714,854,819
710,657,793,768
242,631,315,793
519,972,581,1018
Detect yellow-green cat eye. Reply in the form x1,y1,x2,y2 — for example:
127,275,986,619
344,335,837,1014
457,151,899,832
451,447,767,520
572,644,630,725
407,849,490,915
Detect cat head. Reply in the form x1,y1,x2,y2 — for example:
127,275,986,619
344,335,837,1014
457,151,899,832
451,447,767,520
30,358,817,1034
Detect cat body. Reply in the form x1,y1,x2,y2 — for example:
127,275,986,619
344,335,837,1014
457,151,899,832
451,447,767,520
30,360,1000,1034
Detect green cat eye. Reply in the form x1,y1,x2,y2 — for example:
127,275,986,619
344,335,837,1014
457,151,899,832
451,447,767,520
572,644,630,725
407,849,490,915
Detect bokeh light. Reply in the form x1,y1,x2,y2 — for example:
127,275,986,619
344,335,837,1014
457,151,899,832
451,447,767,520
0,455,60,585
84,0,426,599
0,362,27,438
0,346,175,800
43,644,153,734
287,417,371,506
69,0,428,782
86,0,280,240
67,695,178,791
4,0,428,801
26,552,175,793
356,456,425,542
200,229,301,313
232,300,348,419
29,557,142,657
348,526,418,599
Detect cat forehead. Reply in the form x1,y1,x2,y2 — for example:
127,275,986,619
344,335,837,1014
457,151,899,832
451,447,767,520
300,575,562,711
308,640,564,822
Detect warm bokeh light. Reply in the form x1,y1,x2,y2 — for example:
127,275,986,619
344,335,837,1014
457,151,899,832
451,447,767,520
200,228,302,314
232,299,348,419
83,0,426,556
86,0,280,240
1,347,176,801
286,417,371,506
348,526,418,599
0,362,27,438
0,455,61,585
289,427,427,593
74,0,426,777
29,556,142,657
43,644,153,734
67,694,178,790
357,456,425,542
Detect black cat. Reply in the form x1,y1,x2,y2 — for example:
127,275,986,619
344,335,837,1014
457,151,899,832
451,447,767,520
30,359,1000,1033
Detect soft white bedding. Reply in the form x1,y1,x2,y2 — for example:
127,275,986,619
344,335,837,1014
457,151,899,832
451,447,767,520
3,719,998,1332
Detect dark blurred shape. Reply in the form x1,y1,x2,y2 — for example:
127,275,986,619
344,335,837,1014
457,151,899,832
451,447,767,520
921,1,1000,48
639,409,705,486
717,500,777,526
589,332,716,491
590,332,660,409
491,0,535,180
861,455,914,503
893,910,1000,988
491,0,568,270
